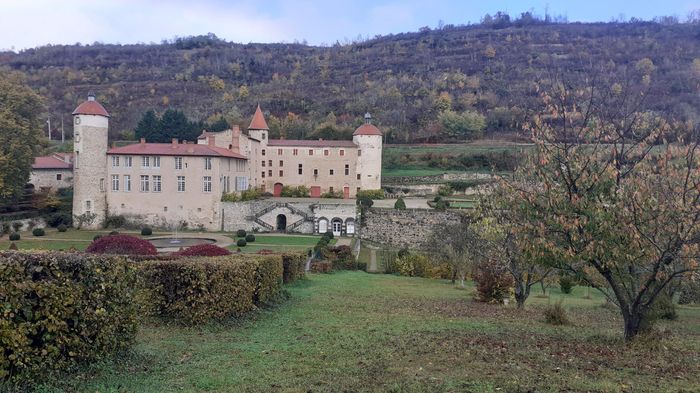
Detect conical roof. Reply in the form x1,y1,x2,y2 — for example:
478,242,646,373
72,93,110,117
248,104,268,130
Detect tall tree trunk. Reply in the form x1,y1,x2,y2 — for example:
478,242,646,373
623,311,643,341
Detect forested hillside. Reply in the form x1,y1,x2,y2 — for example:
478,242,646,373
2,16,700,143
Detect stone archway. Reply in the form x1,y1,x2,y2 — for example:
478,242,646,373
331,218,343,237
276,214,287,232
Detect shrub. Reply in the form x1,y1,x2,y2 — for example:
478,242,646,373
321,190,344,198
236,229,247,238
46,212,72,227
437,184,453,196
173,243,231,257
394,197,407,210
140,254,284,324
237,238,247,247
0,252,139,380
104,215,126,229
473,261,514,303
356,196,374,208
93,234,103,241
240,187,263,201
8,242,17,250
141,227,153,236
559,275,575,294
357,262,367,271
140,256,257,324
221,192,240,202
329,245,356,270
310,261,333,273
280,185,310,197
322,231,334,240
109,230,120,236
57,224,68,232
282,253,306,283
86,234,158,256
356,189,385,200
11,222,22,232
245,234,256,242
395,253,432,277
640,293,678,331
679,280,700,305
32,228,45,237
543,300,570,325
9,232,20,241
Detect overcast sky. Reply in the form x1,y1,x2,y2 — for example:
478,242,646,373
1,0,699,51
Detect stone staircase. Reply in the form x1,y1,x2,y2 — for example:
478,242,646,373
248,202,313,232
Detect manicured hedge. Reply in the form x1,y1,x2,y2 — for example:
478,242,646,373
139,254,284,325
281,253,306,283
86,234,157,256
173,243,231,257
0,251,139,380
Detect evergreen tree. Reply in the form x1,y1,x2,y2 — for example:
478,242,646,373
0,73,44,203
208,116,230,132
134,110,160,142
159,109,191,142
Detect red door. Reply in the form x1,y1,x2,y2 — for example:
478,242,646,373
343,186,350,199
310,186,321,198
273,183,283,197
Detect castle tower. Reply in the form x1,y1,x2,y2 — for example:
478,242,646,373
247,104,269,146
353,112,383,190
71,93,109,229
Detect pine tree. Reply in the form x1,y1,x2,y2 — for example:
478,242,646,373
134,110,160,142
208,116,230,132
0,73,44,203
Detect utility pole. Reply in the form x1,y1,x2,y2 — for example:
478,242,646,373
46,118,51,141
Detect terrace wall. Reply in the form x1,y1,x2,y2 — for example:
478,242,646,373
358,208,463,249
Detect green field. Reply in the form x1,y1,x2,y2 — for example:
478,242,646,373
228,234,334,254
382,167,465,177
383,142,532,155
25,272,700,392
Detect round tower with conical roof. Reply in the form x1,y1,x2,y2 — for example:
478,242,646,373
72,93,109,229
248,104,269,147
353,112,383,190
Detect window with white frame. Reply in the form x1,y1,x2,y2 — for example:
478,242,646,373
203,176,212,193
124,156,132,167
152,156,160,168
111,156,119,167
142,156,150,168
235,176,248,191
111,175,119,191
124,175,131,191
204,157,212,170
177,176,186,192
175,156,183,170
153,175,161,192
140,175,149,192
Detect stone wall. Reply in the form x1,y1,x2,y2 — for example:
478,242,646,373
382,172,492,185
358,208,463,249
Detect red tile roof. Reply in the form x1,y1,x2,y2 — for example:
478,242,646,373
107,143,247,159
353,123,382,136
33,155,73,169
267,139,357,148
248,104,269,130
72,99,110,117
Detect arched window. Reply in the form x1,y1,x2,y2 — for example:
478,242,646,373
318,218,328,234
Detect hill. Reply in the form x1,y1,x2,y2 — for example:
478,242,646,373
2,18,700,142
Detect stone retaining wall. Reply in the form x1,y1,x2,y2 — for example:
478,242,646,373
358,208,463,249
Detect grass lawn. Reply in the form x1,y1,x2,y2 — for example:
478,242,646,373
227,234,335,254
32,272,700,392
0,229,168,251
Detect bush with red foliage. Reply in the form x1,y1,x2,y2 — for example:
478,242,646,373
473,260,514,303
173,243,231,257
85,234,157,256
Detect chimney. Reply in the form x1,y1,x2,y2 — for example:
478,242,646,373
230,125,240,153
172,138,178,148
208,135,216,147
140,138,145,144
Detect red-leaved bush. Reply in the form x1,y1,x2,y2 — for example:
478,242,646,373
173,243,231,257
85,234,158,256
473,260,514,303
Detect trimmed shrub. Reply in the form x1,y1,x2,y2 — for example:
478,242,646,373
329,245,356,270
8,242,17,250
356,196,374,208
46,212,72,227
141,227,153,236
173,243,231,257
245,234,256,242
57,224,68,232
86,234,157,256
356,189,385,200
394,197,407,210
282,253,306,283
544,300,570,325
237,238,247,247
310,261,333,273
104,215,127,229
32,228,45,237
8,232,19,241
559,275,575,294
0,252,139,380
140,254,284,324
473,261,514,303
236,229,247,238
140,257,257,324
93,234,103,241
395,253,431,277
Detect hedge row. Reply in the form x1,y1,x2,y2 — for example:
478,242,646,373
0,252,139,380
281,253,306,284
139,254,286,325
